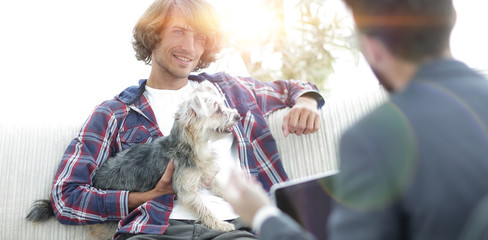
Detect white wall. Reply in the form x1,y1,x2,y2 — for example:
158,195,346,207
0,0,154,123
328,0,488,98
0,0,486,123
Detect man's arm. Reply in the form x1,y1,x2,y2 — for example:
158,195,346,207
328,106,412,240
51,102,174,224
260,214,316,240
128,161,175,210
237,76,324,137
51,105,128,224
282,93,321,137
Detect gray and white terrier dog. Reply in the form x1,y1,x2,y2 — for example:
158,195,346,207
26,80,241,238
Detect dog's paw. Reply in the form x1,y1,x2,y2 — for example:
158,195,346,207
202,220,236,232
210,221,235,232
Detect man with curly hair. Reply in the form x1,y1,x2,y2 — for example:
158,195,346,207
224,0,488,239
49,0,324,239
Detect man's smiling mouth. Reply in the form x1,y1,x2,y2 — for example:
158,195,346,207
175,55,192,63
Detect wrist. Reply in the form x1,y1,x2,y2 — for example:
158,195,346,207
252,205,281,232
297,92,323,109
296,95,318,108
128,189,173,211
128,191,155,211
128,192,145,211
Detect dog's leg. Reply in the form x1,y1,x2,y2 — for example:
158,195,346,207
209,178,226,198
201,161,225,198
175,170,235,232
179,191,235,232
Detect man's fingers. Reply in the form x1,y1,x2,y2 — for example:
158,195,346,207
153,161,175,195
162,161,175,182
313,114,320,133
283,106,321,136
224,168,246,203
283,108,308,136
282,113,291,137
303,113,320,134
282,109,301,136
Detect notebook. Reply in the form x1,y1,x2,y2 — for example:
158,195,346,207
270,171,338,240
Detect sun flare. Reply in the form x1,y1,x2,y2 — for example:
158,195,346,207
210,0,285,48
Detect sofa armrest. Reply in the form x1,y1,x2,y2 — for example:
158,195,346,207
0,121,90,240
266,88,387,180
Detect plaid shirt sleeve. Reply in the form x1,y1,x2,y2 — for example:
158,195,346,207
234,76,324,114
207,73,324,192
51,100,130,224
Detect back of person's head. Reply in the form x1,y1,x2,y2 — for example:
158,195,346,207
344,0,455,62
132,0,223,71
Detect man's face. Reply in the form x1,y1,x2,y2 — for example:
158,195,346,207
371,67,395,93
358,34,396,93
151,10,206,81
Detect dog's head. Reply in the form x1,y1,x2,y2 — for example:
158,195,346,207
175,80,241,140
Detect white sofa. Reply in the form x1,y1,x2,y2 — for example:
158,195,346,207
0,88,387,240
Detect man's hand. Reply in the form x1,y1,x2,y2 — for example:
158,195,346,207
223,168,272,226
282,95,321,137
128,160,176,211
153,160,176,195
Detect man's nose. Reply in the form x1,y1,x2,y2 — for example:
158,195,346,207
180,34,196,52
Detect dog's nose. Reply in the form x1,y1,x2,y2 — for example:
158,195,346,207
234,113,241,121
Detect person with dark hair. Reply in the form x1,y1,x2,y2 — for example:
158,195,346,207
223,0,488,239
49,0,324,239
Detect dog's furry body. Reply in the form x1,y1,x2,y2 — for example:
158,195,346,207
26,81,241,238
93,125,196,193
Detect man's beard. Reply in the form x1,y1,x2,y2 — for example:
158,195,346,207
371,68,395,93
156,59,192,80
153,51,197,80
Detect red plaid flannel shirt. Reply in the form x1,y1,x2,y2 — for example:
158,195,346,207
51,72,324,237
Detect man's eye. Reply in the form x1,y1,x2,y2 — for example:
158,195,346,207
195,35,206,42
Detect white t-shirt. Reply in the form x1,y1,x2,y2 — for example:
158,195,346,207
144,81,240,220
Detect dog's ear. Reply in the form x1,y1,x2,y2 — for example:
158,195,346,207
175,97,198,126
192,94,211,117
